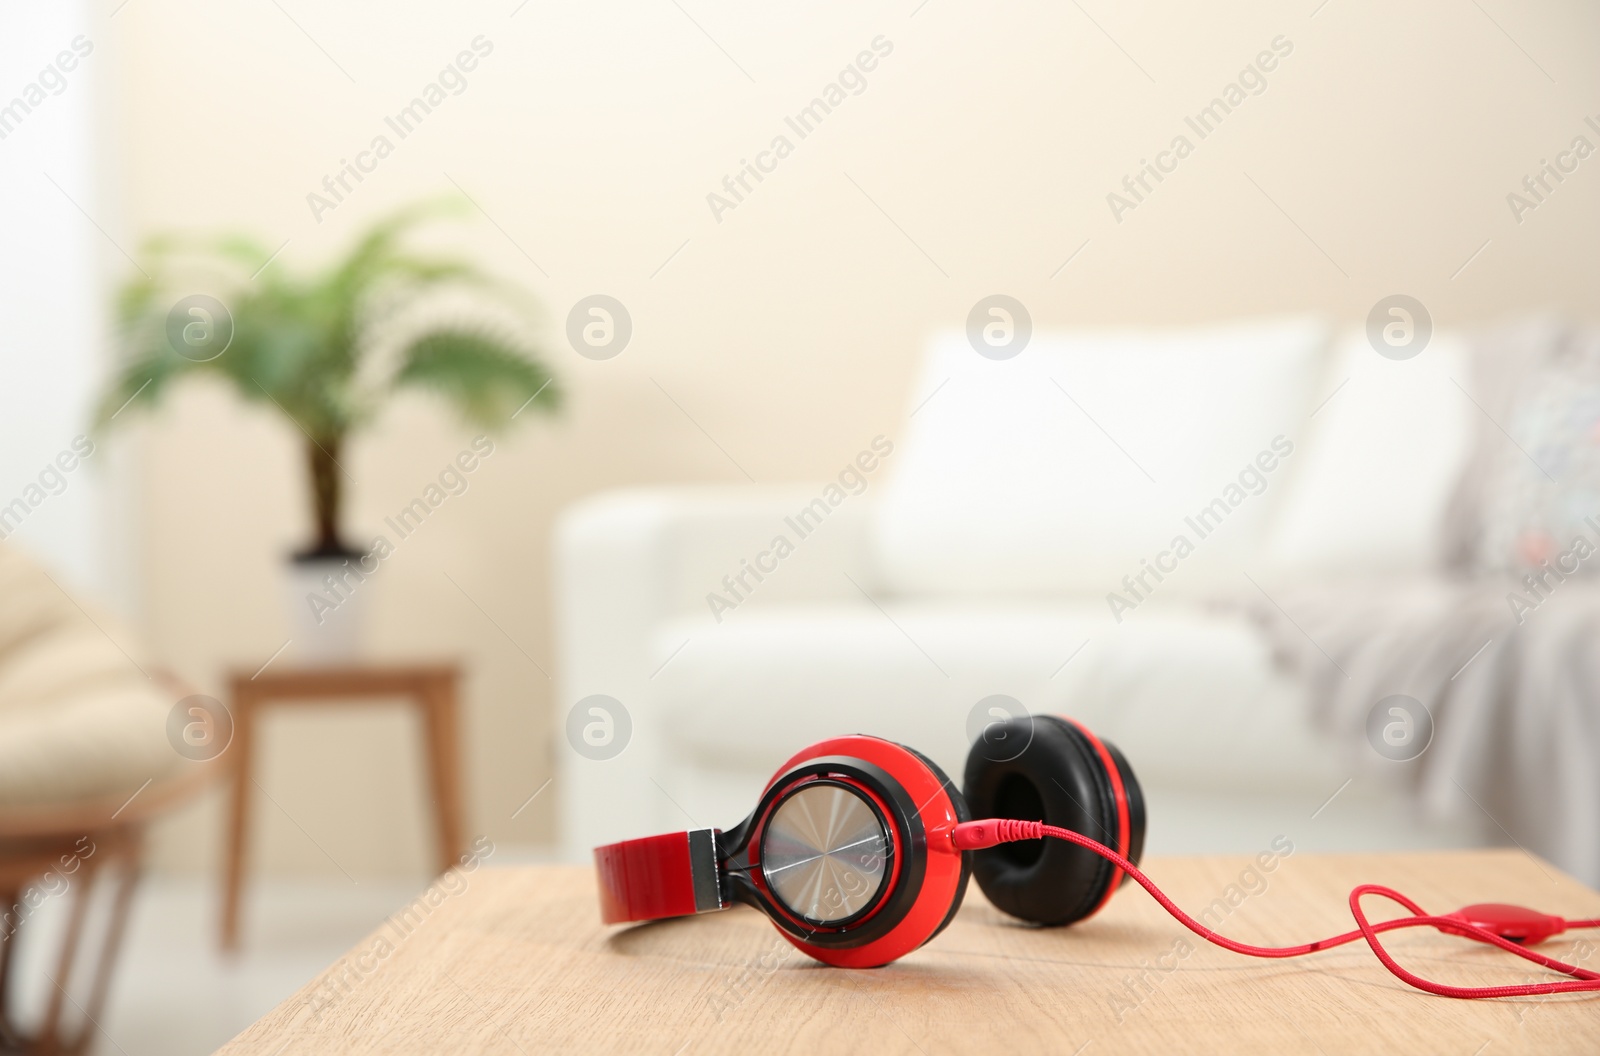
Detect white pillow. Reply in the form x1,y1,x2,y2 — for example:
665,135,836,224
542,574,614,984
1261,330,1472,575
871,317,1331,598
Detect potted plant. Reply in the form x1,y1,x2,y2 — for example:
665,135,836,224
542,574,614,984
98,200,560,659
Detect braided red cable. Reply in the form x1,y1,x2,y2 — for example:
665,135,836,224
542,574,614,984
952,819,1600,999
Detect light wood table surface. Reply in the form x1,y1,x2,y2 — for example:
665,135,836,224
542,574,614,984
216,849,1600,1055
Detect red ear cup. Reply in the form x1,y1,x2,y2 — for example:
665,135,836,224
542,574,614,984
962,715,1145,925
717,735,971,968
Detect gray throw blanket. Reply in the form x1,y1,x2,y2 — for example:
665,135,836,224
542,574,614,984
1240,573,1600,886
1239,317,1600,886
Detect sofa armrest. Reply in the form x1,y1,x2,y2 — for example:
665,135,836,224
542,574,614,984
552,486,877,857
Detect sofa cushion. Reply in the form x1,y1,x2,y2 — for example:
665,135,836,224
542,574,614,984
1261,330,1474,576
870,318,1331,599
651,598,1337,797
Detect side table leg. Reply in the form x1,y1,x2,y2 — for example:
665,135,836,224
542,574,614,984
422,676,466,875
221,689,256,952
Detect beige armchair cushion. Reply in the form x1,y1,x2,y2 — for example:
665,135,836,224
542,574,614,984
0,543,183,809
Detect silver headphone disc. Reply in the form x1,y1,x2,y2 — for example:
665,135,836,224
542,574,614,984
760,782,890,925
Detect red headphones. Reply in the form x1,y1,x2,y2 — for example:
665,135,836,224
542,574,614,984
595,717,1600,999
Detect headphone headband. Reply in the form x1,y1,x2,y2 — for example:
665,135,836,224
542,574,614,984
594,828,726,924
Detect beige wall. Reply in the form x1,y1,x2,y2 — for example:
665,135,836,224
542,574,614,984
105,0,1600,876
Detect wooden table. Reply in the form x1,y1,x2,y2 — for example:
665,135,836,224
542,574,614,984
220,663,465,951
214,849,1600,1054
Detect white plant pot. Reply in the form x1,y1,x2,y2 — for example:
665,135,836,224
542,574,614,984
284,554,370,664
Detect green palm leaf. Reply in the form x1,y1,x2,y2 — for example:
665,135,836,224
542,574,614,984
395,328,561,426
97,197,560,552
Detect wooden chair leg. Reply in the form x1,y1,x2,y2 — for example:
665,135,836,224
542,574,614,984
0,887,21,1051
0,830,143,1056
221,691,256,952
63,842,141,1056
35,863,96,1054
421,677,466,875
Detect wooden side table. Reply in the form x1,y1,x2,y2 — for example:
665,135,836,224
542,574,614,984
220,663,465,951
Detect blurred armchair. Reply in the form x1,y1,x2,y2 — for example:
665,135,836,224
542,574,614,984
0,542,209,1055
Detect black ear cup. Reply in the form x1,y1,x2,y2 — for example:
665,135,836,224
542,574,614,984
962,715,1145,926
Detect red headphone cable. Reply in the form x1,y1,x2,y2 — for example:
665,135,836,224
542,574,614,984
951,819,1600,999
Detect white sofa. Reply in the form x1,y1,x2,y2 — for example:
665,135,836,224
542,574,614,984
554,318,1490,861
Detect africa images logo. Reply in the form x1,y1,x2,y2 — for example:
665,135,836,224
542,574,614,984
704,436,893,622
705,36,894,223
1105,35,1294,223
305,36,495,223
1106,435,1293,623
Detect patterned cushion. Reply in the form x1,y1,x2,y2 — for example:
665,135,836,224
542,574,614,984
1475,328,1600,577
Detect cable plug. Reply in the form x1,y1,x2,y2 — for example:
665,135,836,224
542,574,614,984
952,818,1044,850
